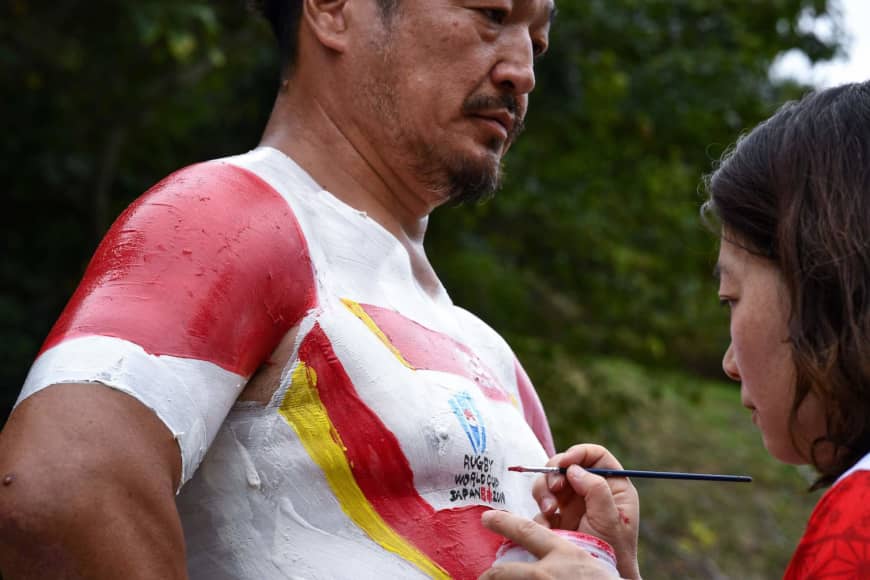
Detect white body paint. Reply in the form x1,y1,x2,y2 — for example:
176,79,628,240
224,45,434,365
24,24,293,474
19,336,245,484
17,147,551,579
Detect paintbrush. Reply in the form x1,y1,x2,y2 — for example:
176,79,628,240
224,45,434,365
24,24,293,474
508,465,752,483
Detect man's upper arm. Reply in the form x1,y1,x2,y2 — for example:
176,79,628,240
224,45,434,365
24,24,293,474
0,383,185,579
0,160,317,577
18,160,316,484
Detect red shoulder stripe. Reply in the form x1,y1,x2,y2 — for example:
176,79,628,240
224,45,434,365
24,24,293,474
41,161,316,376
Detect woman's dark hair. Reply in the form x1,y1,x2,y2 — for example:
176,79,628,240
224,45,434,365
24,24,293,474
702,81,870,489
249,0,398,75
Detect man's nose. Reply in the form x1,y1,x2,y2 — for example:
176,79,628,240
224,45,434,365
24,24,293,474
491,33,536,95
722,343,740,382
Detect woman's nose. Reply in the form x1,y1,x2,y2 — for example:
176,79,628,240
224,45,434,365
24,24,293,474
722,343,740,381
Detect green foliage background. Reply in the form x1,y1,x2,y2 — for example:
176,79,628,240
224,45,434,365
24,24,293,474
0,0,845,577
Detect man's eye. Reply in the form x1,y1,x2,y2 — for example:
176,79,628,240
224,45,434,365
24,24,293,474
479,8,508,24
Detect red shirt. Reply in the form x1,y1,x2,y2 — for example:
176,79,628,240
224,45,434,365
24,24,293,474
784,470,870,578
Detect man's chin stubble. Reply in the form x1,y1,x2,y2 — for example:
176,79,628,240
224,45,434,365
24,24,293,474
412,137,505,207
444,158,503,206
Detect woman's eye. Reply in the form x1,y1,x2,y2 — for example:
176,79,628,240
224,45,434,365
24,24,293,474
479,8,508,24
719,297,736,309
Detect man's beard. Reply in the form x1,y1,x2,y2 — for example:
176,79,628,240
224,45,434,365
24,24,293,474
442,148,503,207
415,93,526,206
413,139,502,207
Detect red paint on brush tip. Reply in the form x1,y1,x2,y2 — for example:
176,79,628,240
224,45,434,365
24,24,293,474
507,466,526,472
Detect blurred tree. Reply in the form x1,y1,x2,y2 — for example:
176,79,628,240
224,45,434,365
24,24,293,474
1,0,277,417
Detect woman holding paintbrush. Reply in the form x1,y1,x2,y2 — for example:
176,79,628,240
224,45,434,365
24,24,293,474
480,80,870,579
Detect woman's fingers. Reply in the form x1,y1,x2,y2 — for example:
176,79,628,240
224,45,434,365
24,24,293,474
563,466,621,527
480,510,622,579
545,452,567,494
559,444,625,471
532,471,557,517
478,561,541,579
565,466,641,580
535,444,626,525
481,510,560,560
531,452,566,515
531,512,552,527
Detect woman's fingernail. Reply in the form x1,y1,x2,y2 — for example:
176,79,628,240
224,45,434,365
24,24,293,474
566,465,584,479
541,497,556,514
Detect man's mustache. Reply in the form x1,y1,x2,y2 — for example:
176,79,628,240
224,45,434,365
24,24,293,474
462,93,526,142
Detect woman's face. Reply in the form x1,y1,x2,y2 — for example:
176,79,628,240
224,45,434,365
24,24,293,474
717,236,825,464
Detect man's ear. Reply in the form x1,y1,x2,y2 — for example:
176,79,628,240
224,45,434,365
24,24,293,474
302,0,351,53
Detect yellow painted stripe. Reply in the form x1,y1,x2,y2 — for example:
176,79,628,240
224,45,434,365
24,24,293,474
279,362,449,579
341,298,414,369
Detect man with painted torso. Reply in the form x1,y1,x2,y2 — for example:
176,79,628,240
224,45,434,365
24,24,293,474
0,1,556,578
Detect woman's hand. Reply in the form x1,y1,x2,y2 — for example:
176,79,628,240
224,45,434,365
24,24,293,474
479,510,620,579
533,444,641,580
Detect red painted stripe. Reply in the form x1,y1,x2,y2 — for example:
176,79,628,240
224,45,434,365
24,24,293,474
360,303,512,404
300,325,504,579
515,360,556,456
41,161,316,376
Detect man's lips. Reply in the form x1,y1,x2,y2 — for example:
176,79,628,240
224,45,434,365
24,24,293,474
472,110,515,138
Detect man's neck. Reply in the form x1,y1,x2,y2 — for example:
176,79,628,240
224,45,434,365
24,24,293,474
259,87,437,248
258,85,446,299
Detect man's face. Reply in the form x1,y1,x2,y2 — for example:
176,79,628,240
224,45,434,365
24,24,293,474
351,0,554,205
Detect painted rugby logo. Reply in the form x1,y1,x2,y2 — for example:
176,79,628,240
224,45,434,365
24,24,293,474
449,391,486,455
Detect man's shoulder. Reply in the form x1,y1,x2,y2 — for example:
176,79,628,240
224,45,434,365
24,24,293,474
138,146,318,211
38,152,318,376
121,152,314,268
137,155,288,217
